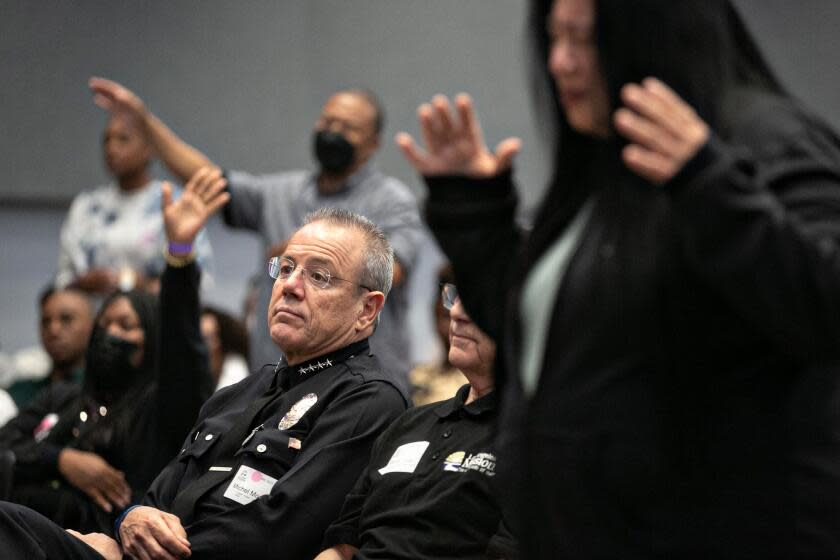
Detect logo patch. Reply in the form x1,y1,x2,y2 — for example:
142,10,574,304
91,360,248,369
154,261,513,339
442,450,496,477
278,393,318,430
442,451,465,472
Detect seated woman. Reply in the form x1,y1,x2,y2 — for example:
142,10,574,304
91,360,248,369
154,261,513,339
0,171,221,533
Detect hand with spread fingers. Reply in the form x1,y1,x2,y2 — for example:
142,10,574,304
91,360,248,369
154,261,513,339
396,93,521,178
162,167,230,246
613,77,710,185
119,506,191,560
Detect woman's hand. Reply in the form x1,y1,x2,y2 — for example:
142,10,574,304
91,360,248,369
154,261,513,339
613,77,709,185
58,448,131,512
162,167,229,245
396,93,521,178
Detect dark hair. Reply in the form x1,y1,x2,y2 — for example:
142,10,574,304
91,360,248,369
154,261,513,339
525,0,785,263
202,306,250,364
437,263,455,286
42,289,162,478
83,289,159,401
38,284,90,309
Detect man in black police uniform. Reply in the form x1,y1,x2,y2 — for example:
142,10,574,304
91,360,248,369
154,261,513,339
0,169,408,560
315,283,518,560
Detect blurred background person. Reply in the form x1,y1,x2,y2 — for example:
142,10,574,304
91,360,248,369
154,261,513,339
55,113,213,295
200,305,250,391
398,0,840,556
3,287,93,411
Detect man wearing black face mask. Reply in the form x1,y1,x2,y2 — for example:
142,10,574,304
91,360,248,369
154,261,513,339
89,78,424,391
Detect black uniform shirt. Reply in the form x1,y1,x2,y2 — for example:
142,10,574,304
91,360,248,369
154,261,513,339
323,384,517,559
142,338,407,560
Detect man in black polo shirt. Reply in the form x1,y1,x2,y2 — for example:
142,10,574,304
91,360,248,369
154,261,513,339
0,169,407,560
316,283,518,560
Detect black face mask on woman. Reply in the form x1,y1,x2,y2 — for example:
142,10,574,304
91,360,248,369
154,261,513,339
313,129,355,174
85,328,142,402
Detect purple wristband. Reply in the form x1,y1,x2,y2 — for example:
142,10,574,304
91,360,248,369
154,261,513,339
168,241,194,255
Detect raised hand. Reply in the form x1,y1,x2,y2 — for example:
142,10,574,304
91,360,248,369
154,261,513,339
396,93,521,178
89,77,147,119
57,448,131,513
162,167,229,245
119,505,191,560
613,77,710,185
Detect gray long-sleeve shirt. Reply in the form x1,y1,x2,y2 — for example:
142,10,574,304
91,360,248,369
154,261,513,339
223,161,424,390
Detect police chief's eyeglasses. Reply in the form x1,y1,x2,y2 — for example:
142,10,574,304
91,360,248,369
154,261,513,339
441,283,459,310
268,256,371,291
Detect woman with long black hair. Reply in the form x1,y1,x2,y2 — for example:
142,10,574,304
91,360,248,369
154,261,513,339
0,171,224,535
398,0,840,556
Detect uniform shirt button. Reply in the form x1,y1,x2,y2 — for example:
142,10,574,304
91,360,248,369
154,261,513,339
257,444,267,453
431,453,439,460
442,430,452,438
204,434,213,441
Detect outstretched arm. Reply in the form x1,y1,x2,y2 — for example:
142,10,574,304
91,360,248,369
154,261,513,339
154,169,229,466
89,77,220,184
397,94,523,342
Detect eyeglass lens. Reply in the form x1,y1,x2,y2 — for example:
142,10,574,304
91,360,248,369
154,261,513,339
268,256,330,288
441,283,459,310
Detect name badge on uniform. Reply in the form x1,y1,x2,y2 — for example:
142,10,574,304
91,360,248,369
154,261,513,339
378,441,429,475
223,465,278,505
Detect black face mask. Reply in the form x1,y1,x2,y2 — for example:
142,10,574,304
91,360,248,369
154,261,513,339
313,129,355,174
85,329,141,401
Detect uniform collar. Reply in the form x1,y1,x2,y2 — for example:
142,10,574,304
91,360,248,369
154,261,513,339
272,338,370,391
434,383,496,419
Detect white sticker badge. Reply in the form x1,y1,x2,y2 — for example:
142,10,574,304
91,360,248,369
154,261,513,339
278,393,318,430
223,465,278,505
378,441,430,475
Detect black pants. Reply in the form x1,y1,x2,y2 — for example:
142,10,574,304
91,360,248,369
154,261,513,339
0,501,105,559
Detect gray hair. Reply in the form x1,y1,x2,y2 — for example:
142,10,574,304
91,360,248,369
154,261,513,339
303,208,394,298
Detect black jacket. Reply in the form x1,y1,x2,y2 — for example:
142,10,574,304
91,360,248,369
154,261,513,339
426,89,840,558
141,339,408,560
